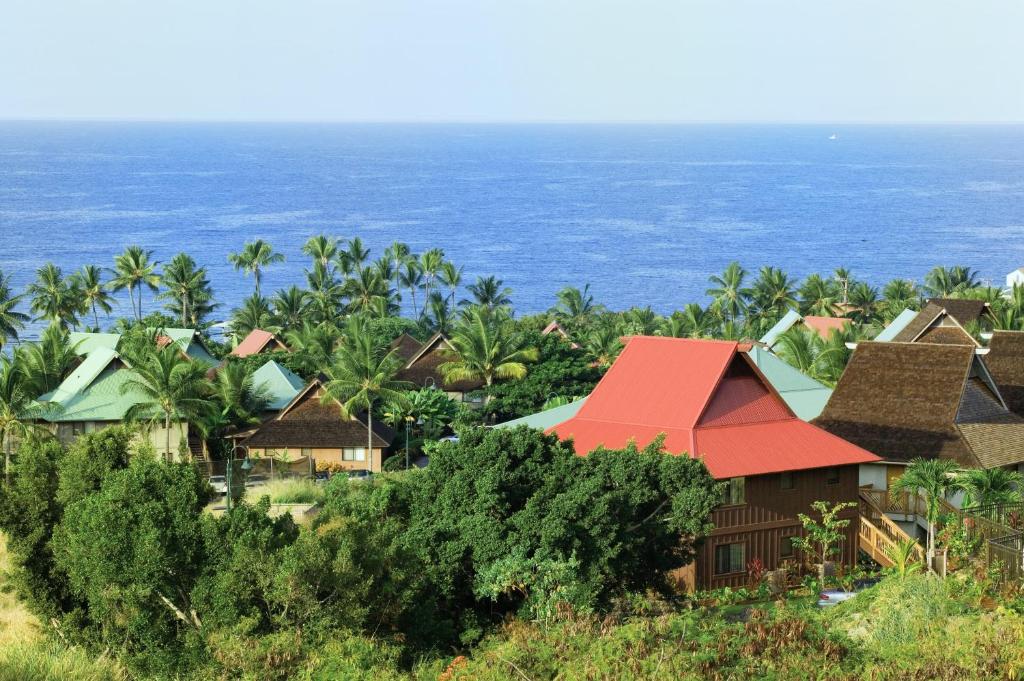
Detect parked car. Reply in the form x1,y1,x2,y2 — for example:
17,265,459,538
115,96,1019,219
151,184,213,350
347,470,372,482
314,470,331,484
208,475,227,495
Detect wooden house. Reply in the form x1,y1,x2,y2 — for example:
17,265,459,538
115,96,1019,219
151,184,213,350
546,336,879,590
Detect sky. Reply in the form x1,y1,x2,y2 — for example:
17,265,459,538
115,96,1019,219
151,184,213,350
1,0,1022,123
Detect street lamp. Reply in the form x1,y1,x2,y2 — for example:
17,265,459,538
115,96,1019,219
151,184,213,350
226,445,253,512
405,416,414,470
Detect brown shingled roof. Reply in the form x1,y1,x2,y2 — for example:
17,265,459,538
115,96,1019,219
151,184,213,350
390,334,424,363
814,342,1024,468
242,378,394,449
985,331,1024,416
926,298,990,326
394,333,484,393
891,302,980,346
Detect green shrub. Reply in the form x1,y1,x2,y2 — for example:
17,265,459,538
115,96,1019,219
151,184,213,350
0,641,125,681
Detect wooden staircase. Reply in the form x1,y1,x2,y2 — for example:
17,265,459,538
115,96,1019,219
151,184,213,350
858,488,926,567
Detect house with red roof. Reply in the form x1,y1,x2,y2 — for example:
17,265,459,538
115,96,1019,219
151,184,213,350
547,336,879,590
230,329,289,358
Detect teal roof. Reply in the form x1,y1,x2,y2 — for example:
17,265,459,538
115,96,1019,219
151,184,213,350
38,348,151,422
744,346,832,421
759,309,803,348
493,397,588,431
155,328,217,366
875,308,919,342
69,332,121,357
251,360,305,410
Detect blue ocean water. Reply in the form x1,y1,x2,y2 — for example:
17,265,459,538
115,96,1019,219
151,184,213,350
1,122,1023,332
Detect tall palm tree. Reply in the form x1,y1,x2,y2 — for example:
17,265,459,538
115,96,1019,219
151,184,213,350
398,261,424,317
71,264,115,331
0,270,29,350
923,265,981,299
552,284,599,328
424,292,454,335
847,282,880,324
285,321,340,375
230,294,276,338
750,266,798,324
954,468,1024,509
439,262,464,306
622,306,660,336
833,268,853,305
383,241,411,303
706,262,751,322
890,457,960,570
228,239,284,297
798,274,840,317
338,237,370,275
418,248,446,303
462,276,513,310
583,322,623,368
0,354,47,483
305,261,344,324
271,285,309,333
121,342,211,461
302,234,338,269
27,263,79,329
322,317,410,473
439,306,538,402
676,303,715,338
159,253,214,327
343,267,391,316
111,245,160,321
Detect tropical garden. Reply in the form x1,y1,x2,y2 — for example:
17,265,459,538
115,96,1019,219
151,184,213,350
2,239,1024,678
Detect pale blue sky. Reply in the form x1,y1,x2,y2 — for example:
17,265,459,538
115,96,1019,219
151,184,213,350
1,0,1021,122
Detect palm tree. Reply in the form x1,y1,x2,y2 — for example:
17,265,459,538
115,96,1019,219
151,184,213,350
0,354,47,483
159,253,214,327
923,265,981,298
418,248,446,302
890,457,960,570
773,327,851,387
111,245,160,321
439,306,538,402
883,538,923,580
17,325,79,397
322,317,411,473
398,261,424,317
230,294,276,338
302,234,338,269
228,239,284,297
954,467,1024,509
750,266,798,324
438,262,464,306
71,264,115,331
338,237,370,275
424,292,453,335
833,268,853,305
847,282,880,324
623,306,660,336
706,262,751,322
552,284,599,328
305,261,344,324
798,274,840,317
383,241,412,303
212,362,271,427
285,321,340,374
343,267,391,316
676,303,715,338
121,342,211,461
0,270,29,350
271,286,309,332
462,276,513,310
27,263,79,329
583,323,623,368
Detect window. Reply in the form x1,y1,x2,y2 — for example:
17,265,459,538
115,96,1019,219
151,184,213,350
300,448,312,458
780,471,794,490
721,477,746,505
780,536,795,558
342,447,366,462
714,543,746,575
826,467,840,485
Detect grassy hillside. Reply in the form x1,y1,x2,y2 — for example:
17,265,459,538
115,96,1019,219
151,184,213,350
0,533,40,647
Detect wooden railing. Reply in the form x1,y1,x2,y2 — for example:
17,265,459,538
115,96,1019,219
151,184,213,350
858,488,926,567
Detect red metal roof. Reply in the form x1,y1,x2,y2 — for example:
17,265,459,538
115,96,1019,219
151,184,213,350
231,329,278,358
548,336,878,479
802,315,849,339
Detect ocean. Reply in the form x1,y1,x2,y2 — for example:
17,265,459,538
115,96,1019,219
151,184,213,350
1,122,1022,334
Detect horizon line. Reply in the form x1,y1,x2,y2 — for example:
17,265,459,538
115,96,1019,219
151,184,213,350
2,116,1024,126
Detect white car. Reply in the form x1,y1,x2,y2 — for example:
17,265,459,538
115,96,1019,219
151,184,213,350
208,475,227,495
817,589,858,608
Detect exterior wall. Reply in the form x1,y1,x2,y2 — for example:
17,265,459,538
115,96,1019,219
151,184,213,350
51,420,187,460
695,465,862,590
248,446,386,473
858,463,888,491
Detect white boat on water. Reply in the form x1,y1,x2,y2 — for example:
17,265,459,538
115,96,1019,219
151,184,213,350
828,133,838,140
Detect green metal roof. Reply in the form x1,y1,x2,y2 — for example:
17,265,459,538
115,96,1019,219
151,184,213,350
251,360,305,411
493,397,588,431
744,346,833,421
38,348,152,422
69,332,121,357
758,309,803,348
874,308,919,342
154,328,217,366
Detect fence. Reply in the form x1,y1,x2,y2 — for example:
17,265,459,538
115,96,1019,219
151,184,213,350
193,456,316,482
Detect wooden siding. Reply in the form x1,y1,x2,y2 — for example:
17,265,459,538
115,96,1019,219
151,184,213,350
248,446,386,472
695,464,861,590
